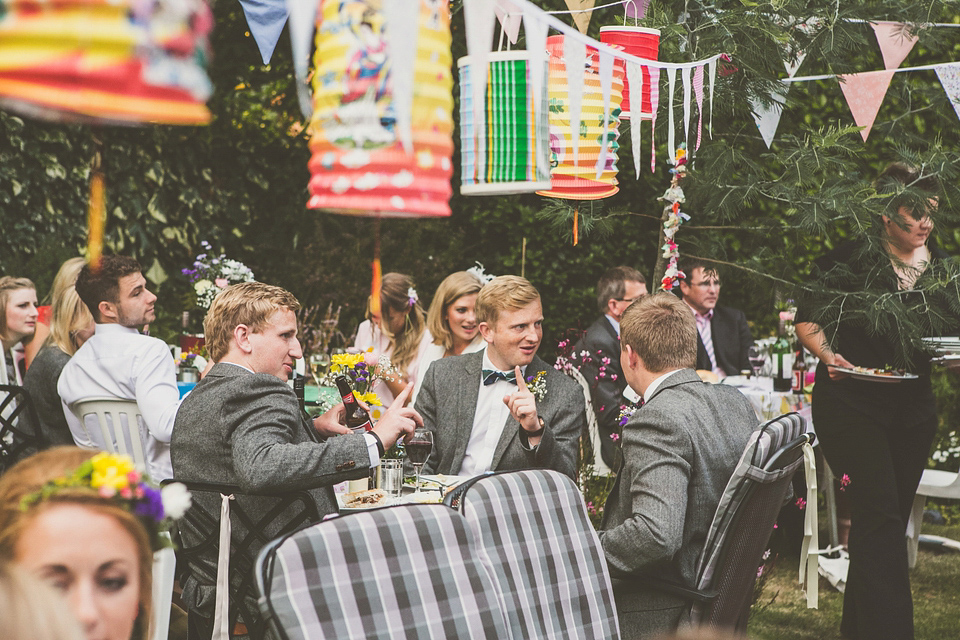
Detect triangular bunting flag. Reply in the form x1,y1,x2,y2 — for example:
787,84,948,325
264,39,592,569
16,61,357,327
624,0,650,20
681,67,692,152
495,0,522,45
871,22,919,71
666,68,677,163
464,0,498,158
784,50,807,79
239,0,289,64
693,65,704,150
385,0,418,153
838,70,895,142
750,82,788,149
565,0,596,35
286,0,321,118
649,66,660,172
707,58,717,138
626,61,644,178
934,63,960,122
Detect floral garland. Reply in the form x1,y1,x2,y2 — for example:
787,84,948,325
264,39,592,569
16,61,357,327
659,144,690,292
21,452,191,550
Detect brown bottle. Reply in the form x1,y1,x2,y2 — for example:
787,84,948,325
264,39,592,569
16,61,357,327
335,375,373,433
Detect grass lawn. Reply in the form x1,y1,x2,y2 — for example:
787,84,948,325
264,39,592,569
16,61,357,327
748,523,960,639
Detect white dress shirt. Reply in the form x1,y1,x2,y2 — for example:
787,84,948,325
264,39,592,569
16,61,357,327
642,369,685,402
58,324,181,480
459,352,527,477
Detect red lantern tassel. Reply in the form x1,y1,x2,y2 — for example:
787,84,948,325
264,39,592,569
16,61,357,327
87,170,105,271
370,218,382,318
573,207,579,246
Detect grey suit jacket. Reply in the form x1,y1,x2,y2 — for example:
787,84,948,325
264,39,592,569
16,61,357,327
599,369,757,638
171,363,370,617
415,351,584,480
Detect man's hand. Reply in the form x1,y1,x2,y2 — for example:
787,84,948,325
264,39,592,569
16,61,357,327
312,403,353,437
372,383,422,449
505,366,542,446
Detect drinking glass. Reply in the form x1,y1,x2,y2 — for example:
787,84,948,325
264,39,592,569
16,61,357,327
405,428,433,494
748,346,767,378
309,352,330,384
380,459,403,499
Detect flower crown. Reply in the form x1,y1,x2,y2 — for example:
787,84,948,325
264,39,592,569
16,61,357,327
20,453,192,549
466,262,496,285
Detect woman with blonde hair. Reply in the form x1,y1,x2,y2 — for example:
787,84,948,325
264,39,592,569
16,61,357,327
353,272,431,408
24,257,86,369
0,276,38,387
412,270,486,403
0,447,190,640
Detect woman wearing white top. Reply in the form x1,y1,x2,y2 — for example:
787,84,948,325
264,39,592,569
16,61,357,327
354,272,430,409
411,271,487,403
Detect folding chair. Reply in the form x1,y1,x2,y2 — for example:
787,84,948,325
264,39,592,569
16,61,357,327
255,504,510,640
69,397,148,470
0,384,46,474
444,469,621,639
621,412,812,634
170,480,321,639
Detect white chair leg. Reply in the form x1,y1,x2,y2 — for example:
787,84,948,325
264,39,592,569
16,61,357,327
152,546,176,640
906,493,925,569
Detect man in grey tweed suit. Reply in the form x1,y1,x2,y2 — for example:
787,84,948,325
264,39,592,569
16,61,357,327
172,282,420,633
416,276,584,480
600,293,757,638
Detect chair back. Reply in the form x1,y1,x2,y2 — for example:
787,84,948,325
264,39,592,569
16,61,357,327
690,412,811,631
70,397,147,471
171,480,321,638
256,504,511,640
0,384,46,474
564,366,614,476
446,469,620,640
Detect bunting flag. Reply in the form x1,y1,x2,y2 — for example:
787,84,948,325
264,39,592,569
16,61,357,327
693,65,704,150
239,0,289,64
286,0,321,118
627,61,644,178
681,67,692,151
524,12,549,132
666,68,677,163
935,63,960,121
385,0,419,153
564,0,595,35
464,0,498,159
871,22,919,71
838,70,894,141
750,84,788,149
564,37,586,168
495,0,523,45
624,0,650,20
649,66,660,172
708,58,717,138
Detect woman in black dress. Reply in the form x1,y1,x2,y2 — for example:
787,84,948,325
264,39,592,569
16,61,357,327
796,163,951,640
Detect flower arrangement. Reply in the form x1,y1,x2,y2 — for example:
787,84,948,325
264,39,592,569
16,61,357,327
21,452,191,550
182,241,255,310
524,370,548,402
322,349,403,419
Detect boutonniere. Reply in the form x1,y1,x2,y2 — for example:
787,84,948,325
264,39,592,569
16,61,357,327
525,370,548,402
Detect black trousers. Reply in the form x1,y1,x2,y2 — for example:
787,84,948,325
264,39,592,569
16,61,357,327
812,384,937,640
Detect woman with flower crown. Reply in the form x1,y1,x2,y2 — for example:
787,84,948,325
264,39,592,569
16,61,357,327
0,447,190,640
353,272,431,408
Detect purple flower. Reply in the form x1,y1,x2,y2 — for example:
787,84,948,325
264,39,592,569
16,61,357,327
133,486,165,521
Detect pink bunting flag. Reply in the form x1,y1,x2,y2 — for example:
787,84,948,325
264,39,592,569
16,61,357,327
495,0,522,45
624,0,650,20
693,65,704,150
838,70,895,142
935,63,960,122
871,22,919,71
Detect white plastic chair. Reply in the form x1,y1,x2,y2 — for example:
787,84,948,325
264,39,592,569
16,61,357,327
565,367,614,476
906,465,960,568
69,397,176,640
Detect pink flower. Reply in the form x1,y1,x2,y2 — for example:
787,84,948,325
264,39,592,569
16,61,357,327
779,310,795,322
99,486,116,498
215,278,229,288
795,497,806,510
610,433,620,442
840,474,851,491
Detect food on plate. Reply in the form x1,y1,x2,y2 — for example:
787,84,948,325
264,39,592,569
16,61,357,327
407,491,443,504
342,488,387,509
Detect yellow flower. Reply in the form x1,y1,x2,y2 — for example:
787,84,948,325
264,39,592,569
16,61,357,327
357,392,382,407
331,353,364,371
90,453,136,492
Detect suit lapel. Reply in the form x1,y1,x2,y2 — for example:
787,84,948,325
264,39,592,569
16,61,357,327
449,352,483,472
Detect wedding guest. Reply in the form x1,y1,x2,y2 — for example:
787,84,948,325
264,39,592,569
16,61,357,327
0,561,84,640
353,272,431,408
22,277,95,446
0,276,38,388
0,447,191,640
23,257,85,370
412,270,486,403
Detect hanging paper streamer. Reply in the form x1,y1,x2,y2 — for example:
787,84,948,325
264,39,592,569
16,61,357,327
459,52,551,195
599,26,660,120
537,35,624,201
307,0,453,217
658,145,689,292
0,0,213,125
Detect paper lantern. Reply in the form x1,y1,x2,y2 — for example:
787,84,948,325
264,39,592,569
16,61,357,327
458,51,551,195
599,26,660,120
0,0,213,125
536,35,624,201
307,0,453,218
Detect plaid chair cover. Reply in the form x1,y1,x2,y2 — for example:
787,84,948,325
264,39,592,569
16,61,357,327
0,385,45,474
449,469,621,640
256,504,510,640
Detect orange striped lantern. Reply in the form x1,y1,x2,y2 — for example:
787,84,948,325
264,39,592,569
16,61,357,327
599,26,660,120
307,0,453,218
536,35,625,201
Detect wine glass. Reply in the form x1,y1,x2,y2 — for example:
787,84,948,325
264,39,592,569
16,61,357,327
309,352,330,385
405,428,434,494
748,346,767,379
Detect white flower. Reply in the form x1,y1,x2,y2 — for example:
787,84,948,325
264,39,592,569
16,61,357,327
194,279,213,295
407,287,419,306
466,262,496,284
160,482,192,520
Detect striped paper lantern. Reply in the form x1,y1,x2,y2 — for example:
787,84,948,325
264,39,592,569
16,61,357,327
307,0,453,218
537,35,624,201
458,51,550,195
0,0,212,125
599,26,660,120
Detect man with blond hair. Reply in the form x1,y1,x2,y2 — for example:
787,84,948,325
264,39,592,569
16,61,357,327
172,281,421,633
416,275,584,479
600,293,757,638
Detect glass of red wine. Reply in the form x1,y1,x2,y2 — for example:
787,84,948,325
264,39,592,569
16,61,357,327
405,427,433,494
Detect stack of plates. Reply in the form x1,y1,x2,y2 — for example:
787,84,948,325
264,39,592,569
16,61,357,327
922,337,960,366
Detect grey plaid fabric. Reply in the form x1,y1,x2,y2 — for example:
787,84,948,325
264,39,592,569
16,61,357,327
257,504,509,640
456,469,621,639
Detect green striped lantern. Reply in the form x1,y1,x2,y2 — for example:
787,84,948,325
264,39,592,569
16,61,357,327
458,51,551,195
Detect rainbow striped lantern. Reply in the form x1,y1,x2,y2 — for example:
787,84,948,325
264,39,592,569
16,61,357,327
536,35,625,201
0,0,212,125
307,0,453,217
599,26,660,120
458,51,551,195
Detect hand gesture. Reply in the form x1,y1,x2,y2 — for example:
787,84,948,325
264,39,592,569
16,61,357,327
313,403,353,437
372,382,423,449
504,366,540,433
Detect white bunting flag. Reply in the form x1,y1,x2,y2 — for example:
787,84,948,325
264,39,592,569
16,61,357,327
707,58,717,138
495,0,523,45
285,0,321,118
649,66,660,172
750,83,788,149
464,0,498,153
626,61,644,178
934,63,960,122
666,68,677,163
681,66,692,152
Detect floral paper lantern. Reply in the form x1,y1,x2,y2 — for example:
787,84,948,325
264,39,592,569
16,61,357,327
599,26,660,120
536,35,624,201
307,0,453,218
458,51,551,195
0,0,213,125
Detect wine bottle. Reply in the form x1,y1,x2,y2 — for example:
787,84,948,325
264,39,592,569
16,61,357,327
791,348,807,393
772,334,794,392
335,375,373,433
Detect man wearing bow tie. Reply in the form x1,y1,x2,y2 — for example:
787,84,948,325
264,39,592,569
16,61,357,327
415,275,584,479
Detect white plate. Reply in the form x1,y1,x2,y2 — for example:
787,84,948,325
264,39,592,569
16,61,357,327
932,354,960,367
336,492,401,512
831,367,918,383
403,474,467,491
